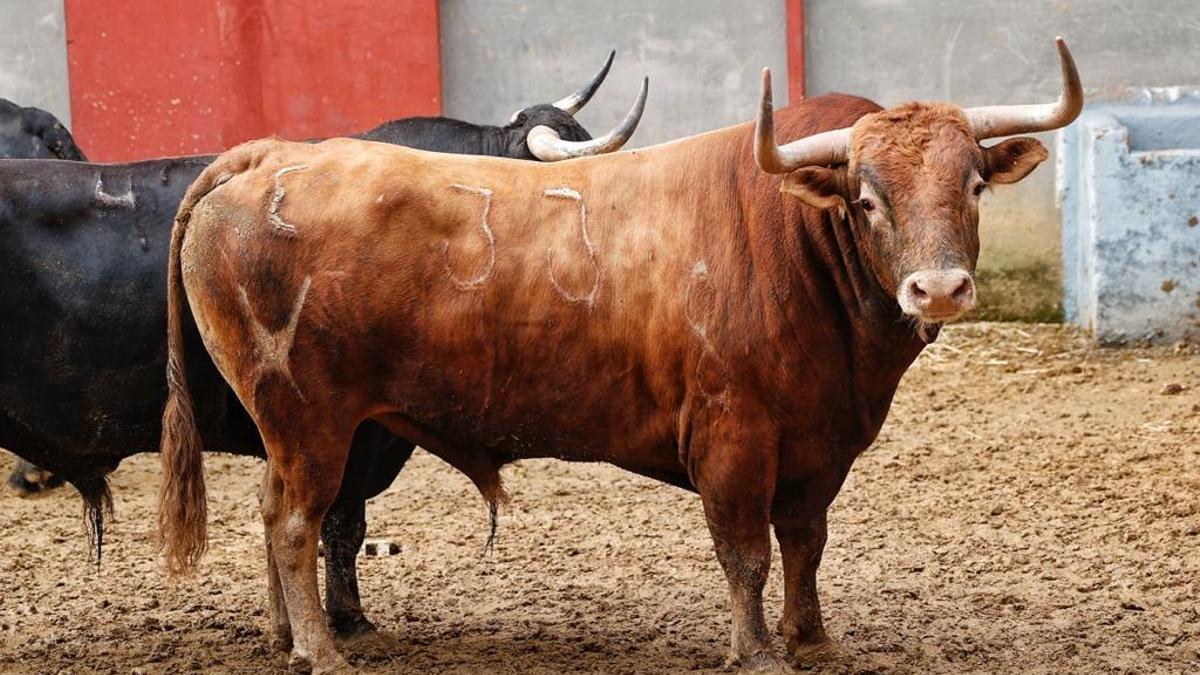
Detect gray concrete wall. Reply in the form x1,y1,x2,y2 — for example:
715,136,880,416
806,0,1200,319
0,0,71,125
439,0,788,147
1060,90,1200,343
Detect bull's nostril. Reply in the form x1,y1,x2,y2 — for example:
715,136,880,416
910,282,928,299
952,278,973,302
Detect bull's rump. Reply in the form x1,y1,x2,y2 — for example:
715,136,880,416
182,139,706,472
0,159,205,460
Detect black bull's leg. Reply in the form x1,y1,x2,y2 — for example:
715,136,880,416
321,422,415,636
6,457,64,495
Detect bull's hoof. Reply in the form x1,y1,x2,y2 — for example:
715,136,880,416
785,638,840,666
339,629,399,663
779,622,837,665
287,652,313,673
725,649,788,673
289,652,356,675
270,627,294,654
328,612,377,639
6,469,64,497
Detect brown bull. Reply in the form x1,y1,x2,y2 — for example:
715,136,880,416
160,39,1081,672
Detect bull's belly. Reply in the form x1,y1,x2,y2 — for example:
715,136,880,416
373,362,688,480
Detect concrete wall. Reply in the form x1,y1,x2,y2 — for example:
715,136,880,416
806,0,1200,319
1060,90,1200,343
0,0,71,125
439,0,789,147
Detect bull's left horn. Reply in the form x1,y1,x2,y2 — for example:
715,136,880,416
965,37,1084,140
553,50,616,114
755,68,852,174
527,76,649,161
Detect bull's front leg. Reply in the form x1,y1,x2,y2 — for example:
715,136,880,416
696,425,784,671
774,510,836,662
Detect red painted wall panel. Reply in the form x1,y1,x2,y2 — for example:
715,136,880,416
785,0,805,103
65,0,441,162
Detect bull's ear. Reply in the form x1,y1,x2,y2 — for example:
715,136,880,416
780,167,847,210
983,137,1048,184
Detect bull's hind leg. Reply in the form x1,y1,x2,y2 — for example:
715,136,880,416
322,431,415,638
260,466,292,653
321,487,371,637
258,422,356,674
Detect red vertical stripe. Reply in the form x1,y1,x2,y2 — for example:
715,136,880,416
64,0,442,162
785,0,806,104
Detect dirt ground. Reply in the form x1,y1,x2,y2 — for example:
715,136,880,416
0,323,1196,674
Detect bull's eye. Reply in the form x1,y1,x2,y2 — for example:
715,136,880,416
972,183,987,197
859,198,876,212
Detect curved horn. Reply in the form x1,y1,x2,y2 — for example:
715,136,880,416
553,50,616,114
754,68,852,174
965,37,1083,140
527,76,649,161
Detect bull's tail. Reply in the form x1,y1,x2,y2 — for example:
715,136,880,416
158,140,271,575
157,177,209,576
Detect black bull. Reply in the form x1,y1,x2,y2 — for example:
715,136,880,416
0,91,611,636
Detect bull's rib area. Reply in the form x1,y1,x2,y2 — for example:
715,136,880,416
544,186,601,308
268,165,309,236
93,173,135,209
685,260,730,411
235,275,313,403
443,184,497,290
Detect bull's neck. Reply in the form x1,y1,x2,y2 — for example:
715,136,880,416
655,126,928,417
480,126,509,157
608,123,927,396
752,184,925,410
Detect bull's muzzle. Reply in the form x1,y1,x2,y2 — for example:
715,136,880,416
898,269,976,322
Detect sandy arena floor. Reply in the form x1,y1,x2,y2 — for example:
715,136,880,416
0,323,1196,674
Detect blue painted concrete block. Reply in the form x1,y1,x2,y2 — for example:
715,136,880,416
1058,89,1200,343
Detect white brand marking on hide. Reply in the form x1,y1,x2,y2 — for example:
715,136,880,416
236,276,313,402
685,260,713,341
544,186,601,308
268,165,308,236
93,174,135,209
684,260,729,411
443,184,497,290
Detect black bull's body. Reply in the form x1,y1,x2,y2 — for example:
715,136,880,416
0,107,603,635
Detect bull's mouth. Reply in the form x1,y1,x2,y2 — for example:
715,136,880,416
910,309,966,323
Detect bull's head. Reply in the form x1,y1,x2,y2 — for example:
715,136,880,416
755,38,1082,328
504,51,649,161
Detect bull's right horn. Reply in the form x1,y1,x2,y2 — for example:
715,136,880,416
754,68,852,174
552,50,616,115
527,76,649,161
